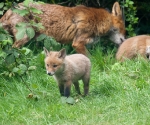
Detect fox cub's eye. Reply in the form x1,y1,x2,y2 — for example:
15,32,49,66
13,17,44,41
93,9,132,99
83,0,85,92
47,64,49,67
53,64,57,68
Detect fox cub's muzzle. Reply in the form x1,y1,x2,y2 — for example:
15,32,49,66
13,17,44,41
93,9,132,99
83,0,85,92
47,71,55,76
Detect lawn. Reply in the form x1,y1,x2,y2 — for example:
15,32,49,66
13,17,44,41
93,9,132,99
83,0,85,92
0,48,150,125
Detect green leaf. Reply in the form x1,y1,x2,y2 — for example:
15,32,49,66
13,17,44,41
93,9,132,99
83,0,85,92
18,64,27,71
13,51,19,58
124,4,128,7
16,28,26,40
9,72,13,77
13,9,29,16
26,27,35,40
23,0,33,7
17,69,25,75
36,34,47,41
66,97,75,104
19,49,26,55
19,9,29,16
12,67,19,73
2,71,9,76
0,34,6,41
60,96,75,104
5,49,14,55
13,9,20,13
44,38,52,49
3,6,8,10
30,7,43,14
21,47,31,55
37,23,44,29
31,22,44,30
2,40,13,46
0,2,4,8
28,66,36,71
16,22,27,28
13,9,21,14
5,54,15,65
0,51,6,58
61,96,67,104
34,16,41,22
7,37,13,43
0,10,3,15
129,1,134,5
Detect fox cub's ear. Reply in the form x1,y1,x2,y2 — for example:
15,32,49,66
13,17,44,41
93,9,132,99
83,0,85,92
43,47,49,56
58,48,66,59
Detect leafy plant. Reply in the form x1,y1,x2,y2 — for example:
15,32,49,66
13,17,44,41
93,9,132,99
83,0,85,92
12,0,44,41
0,0,45,79
0,44,36,78
36,34,61,51
0,25,37,95
122,0,138,37
0,2,9,15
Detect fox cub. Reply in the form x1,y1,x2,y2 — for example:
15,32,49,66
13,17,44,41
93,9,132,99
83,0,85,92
116,35,150,61
44,48,91,97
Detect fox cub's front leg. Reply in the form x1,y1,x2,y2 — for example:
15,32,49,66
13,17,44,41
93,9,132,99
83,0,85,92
58,84,64,96
59,81,72,97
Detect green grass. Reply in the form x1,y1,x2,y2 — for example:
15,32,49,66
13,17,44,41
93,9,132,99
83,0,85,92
1,48,150,125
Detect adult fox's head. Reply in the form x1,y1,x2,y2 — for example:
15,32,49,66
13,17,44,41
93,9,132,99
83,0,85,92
109,2,126,45
43,47,66,76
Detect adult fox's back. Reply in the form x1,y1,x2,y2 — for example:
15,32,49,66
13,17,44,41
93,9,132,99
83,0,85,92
0,2,125,55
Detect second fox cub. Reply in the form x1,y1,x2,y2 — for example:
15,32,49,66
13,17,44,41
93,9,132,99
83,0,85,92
116,35,150,61
44,48,91,97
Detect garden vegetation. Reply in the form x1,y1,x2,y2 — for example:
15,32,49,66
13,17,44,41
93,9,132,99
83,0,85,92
0,0,150,124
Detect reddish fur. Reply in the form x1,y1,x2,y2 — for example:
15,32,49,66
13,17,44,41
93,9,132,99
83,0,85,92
116,35,150,61
0,2,125,55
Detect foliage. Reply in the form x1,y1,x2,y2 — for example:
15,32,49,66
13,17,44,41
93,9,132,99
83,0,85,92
36,34,62,51
0,0,43,87
12,0,44,41
0,1,10,15
121,0,138,37
0,25,36,78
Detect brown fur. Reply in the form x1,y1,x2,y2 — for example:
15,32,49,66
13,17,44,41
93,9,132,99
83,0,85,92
44,48,91,97
0,2,125,55
116,35,150,61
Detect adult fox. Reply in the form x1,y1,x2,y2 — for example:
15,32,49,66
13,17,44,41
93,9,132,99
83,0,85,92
116,35,150,61
0,1,125,55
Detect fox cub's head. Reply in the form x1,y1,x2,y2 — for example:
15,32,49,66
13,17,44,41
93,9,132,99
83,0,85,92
43,47,66,76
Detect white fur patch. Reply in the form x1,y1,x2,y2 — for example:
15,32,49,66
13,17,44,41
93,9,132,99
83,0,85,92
146,46,150,54
146,46,150,59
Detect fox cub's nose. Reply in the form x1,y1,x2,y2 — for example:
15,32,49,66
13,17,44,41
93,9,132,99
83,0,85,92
47,71,55,76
